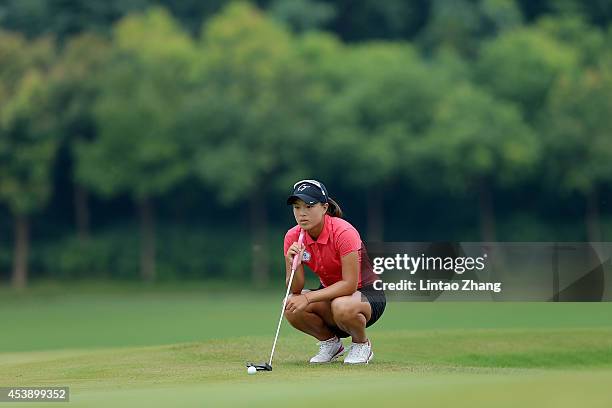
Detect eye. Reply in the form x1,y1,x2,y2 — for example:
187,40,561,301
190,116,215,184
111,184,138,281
306,204,314,209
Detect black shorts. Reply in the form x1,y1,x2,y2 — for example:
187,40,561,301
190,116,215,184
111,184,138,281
309,282,386,339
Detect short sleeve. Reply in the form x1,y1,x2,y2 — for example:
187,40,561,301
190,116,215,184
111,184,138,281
335,228,361,257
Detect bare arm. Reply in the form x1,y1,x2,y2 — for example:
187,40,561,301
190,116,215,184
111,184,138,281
303,251,359,303
285,242,305,294
285,257,305,294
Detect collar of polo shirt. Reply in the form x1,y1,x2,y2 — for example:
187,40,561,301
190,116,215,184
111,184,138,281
303,214,331,245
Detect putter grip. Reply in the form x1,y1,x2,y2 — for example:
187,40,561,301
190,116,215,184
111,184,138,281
291,230,305,271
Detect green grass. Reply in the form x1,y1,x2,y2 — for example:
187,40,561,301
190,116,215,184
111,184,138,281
2,282,612,407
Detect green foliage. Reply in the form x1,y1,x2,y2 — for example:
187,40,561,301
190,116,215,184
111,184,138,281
157,0,230,35
0,31,59,215
416,83,538,192
269,0,336,32
190,2,322,203
21,224,284,281
536,15,606,66
37,228,139,280
476,27,578,119
317,43,446,187
326,0,429,41
480,0,523,33
74,8,194,200
1,1,612,282
419,0,522,56
52,33,111,124
114,6,194,63
548,0,612,27
0,0,153,40
3,0,612,45
50,32,112,158
420,0,482,55
541,58,612,194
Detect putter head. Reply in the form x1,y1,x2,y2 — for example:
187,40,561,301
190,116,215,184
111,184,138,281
246,362,272,371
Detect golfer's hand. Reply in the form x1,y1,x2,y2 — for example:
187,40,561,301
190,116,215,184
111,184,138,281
285,294,309,313
286,242,305,265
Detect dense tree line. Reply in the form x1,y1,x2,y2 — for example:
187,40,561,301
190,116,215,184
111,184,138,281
1,1,611,288
3,0,612,41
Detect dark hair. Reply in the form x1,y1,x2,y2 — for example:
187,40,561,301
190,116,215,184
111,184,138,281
326,197,343,218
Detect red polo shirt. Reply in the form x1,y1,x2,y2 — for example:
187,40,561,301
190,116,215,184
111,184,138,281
283,214,377,289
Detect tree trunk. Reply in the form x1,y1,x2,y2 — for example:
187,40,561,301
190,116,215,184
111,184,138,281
250,197,268,287
138,197,156,282
586,188,601,242
11,214,29,290
74,184,90,241
478,181,496,243
367,186,384,242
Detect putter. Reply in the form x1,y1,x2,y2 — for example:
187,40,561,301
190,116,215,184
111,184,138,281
246,362,272,371
246,229,305,372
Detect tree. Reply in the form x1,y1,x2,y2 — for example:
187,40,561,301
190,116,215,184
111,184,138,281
546,0,612,28
419,0,523,57
475,26,577,122
324,0,430,42
313,43,447,241
74,8,195,281
415,83,539,241
0,31,58,289
535,15,606,67
0,0,153,40
189,2,321,286
541,57,612,242
50,33,112,241
269,0,336,33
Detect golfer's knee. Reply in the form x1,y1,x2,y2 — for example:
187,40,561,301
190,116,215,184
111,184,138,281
284,290,314,323
331,297,359,324
284,307,304,323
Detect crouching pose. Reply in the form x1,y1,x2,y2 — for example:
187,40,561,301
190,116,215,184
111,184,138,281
283,179,386,364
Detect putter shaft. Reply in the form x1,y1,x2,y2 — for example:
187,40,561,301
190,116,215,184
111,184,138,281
268,230,305,366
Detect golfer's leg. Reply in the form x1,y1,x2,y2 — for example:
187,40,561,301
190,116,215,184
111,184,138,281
284,291,336,341
330,291,372,343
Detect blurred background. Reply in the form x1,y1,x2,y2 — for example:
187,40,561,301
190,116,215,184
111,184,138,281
1,0,612,290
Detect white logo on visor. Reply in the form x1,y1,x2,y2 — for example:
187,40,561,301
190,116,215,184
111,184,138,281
302,251,311,261
297,184,308,192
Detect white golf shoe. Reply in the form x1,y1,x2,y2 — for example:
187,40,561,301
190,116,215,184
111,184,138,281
309,336,344,363
343,339,373,364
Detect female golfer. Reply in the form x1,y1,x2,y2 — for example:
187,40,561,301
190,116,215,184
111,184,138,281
283,179,386,364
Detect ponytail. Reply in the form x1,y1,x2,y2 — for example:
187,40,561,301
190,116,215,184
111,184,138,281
326,197,343,218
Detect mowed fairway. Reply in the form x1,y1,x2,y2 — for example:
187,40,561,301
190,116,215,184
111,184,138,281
2,283,612,407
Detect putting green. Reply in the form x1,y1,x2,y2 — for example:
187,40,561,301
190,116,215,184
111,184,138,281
2,284,612,407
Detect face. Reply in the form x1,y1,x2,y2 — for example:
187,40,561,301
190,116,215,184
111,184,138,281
291,199,328,231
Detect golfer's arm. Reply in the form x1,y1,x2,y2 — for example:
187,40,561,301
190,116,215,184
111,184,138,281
285,258,305,294
306,252,359,303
